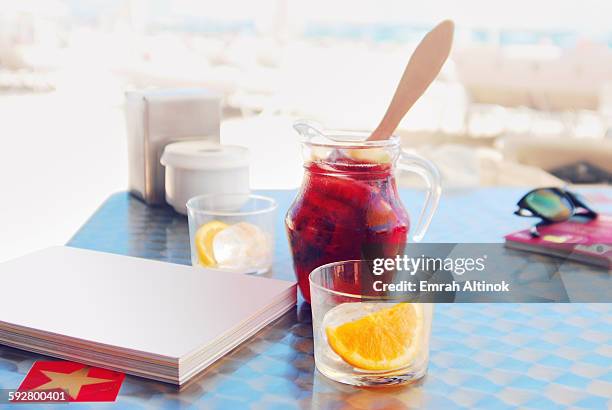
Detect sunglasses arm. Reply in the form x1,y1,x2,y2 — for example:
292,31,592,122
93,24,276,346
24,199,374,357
566,192,598,218
514,208,535,217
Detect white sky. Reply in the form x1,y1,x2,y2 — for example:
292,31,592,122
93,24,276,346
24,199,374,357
166,0,612,30
1,0,611,31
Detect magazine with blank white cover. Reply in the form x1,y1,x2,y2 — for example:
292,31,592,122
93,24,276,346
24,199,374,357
0,246,297,384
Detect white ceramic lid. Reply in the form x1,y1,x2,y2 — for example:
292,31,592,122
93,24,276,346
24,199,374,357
161,141,249,170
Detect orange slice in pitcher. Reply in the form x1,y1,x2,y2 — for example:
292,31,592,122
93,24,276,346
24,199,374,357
194,220,229,267
326,303,422,371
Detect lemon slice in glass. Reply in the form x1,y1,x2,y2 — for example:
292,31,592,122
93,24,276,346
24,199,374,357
194,220,228,267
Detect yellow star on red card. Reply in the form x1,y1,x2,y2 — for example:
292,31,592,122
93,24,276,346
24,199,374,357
18,361,125,402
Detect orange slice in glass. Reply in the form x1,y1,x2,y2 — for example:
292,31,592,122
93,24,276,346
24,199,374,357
325,303,422,371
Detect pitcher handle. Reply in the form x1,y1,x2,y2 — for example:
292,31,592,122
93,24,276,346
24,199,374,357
398,151,442,242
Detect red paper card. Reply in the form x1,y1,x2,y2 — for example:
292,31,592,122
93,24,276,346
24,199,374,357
17,361,125,402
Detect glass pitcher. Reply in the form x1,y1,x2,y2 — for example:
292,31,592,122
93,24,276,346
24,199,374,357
285,123,441,302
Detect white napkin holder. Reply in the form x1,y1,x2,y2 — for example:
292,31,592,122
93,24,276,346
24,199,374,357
125,88,221,205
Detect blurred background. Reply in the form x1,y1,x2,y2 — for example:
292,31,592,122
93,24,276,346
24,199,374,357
1,0,612,261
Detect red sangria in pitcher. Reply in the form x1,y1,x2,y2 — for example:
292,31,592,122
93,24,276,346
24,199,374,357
285,123,441,302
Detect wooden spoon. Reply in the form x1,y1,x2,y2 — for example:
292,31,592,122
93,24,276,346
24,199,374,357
369,20,454,141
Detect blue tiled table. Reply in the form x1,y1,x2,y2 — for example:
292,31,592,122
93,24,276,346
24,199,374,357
1,188,611,409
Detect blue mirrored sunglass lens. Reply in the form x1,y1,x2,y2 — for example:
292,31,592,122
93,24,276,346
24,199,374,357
524,190,572,221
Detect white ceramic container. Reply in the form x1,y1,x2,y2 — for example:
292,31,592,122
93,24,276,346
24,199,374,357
161,141,249,214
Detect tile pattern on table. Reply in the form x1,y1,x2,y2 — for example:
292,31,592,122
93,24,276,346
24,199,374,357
1,189,611,409
3,303,609,410
68,193,192,265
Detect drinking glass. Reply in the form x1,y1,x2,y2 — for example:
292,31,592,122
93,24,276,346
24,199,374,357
186,193,277,274
310,260,433,386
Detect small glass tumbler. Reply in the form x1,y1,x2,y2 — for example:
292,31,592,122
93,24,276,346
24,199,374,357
186,193,277,274
310,260,433,386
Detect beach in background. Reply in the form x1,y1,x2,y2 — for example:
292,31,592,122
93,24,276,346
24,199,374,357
1,0,611,262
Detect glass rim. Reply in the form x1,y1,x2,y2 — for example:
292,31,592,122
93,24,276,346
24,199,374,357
304,132,400,150
309,259,376,300
310,260,421,302
186,193,278,216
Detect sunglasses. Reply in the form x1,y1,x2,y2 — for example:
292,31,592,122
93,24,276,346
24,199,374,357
514,187,598,237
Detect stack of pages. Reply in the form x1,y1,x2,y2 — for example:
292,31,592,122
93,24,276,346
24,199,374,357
0,246,296,385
